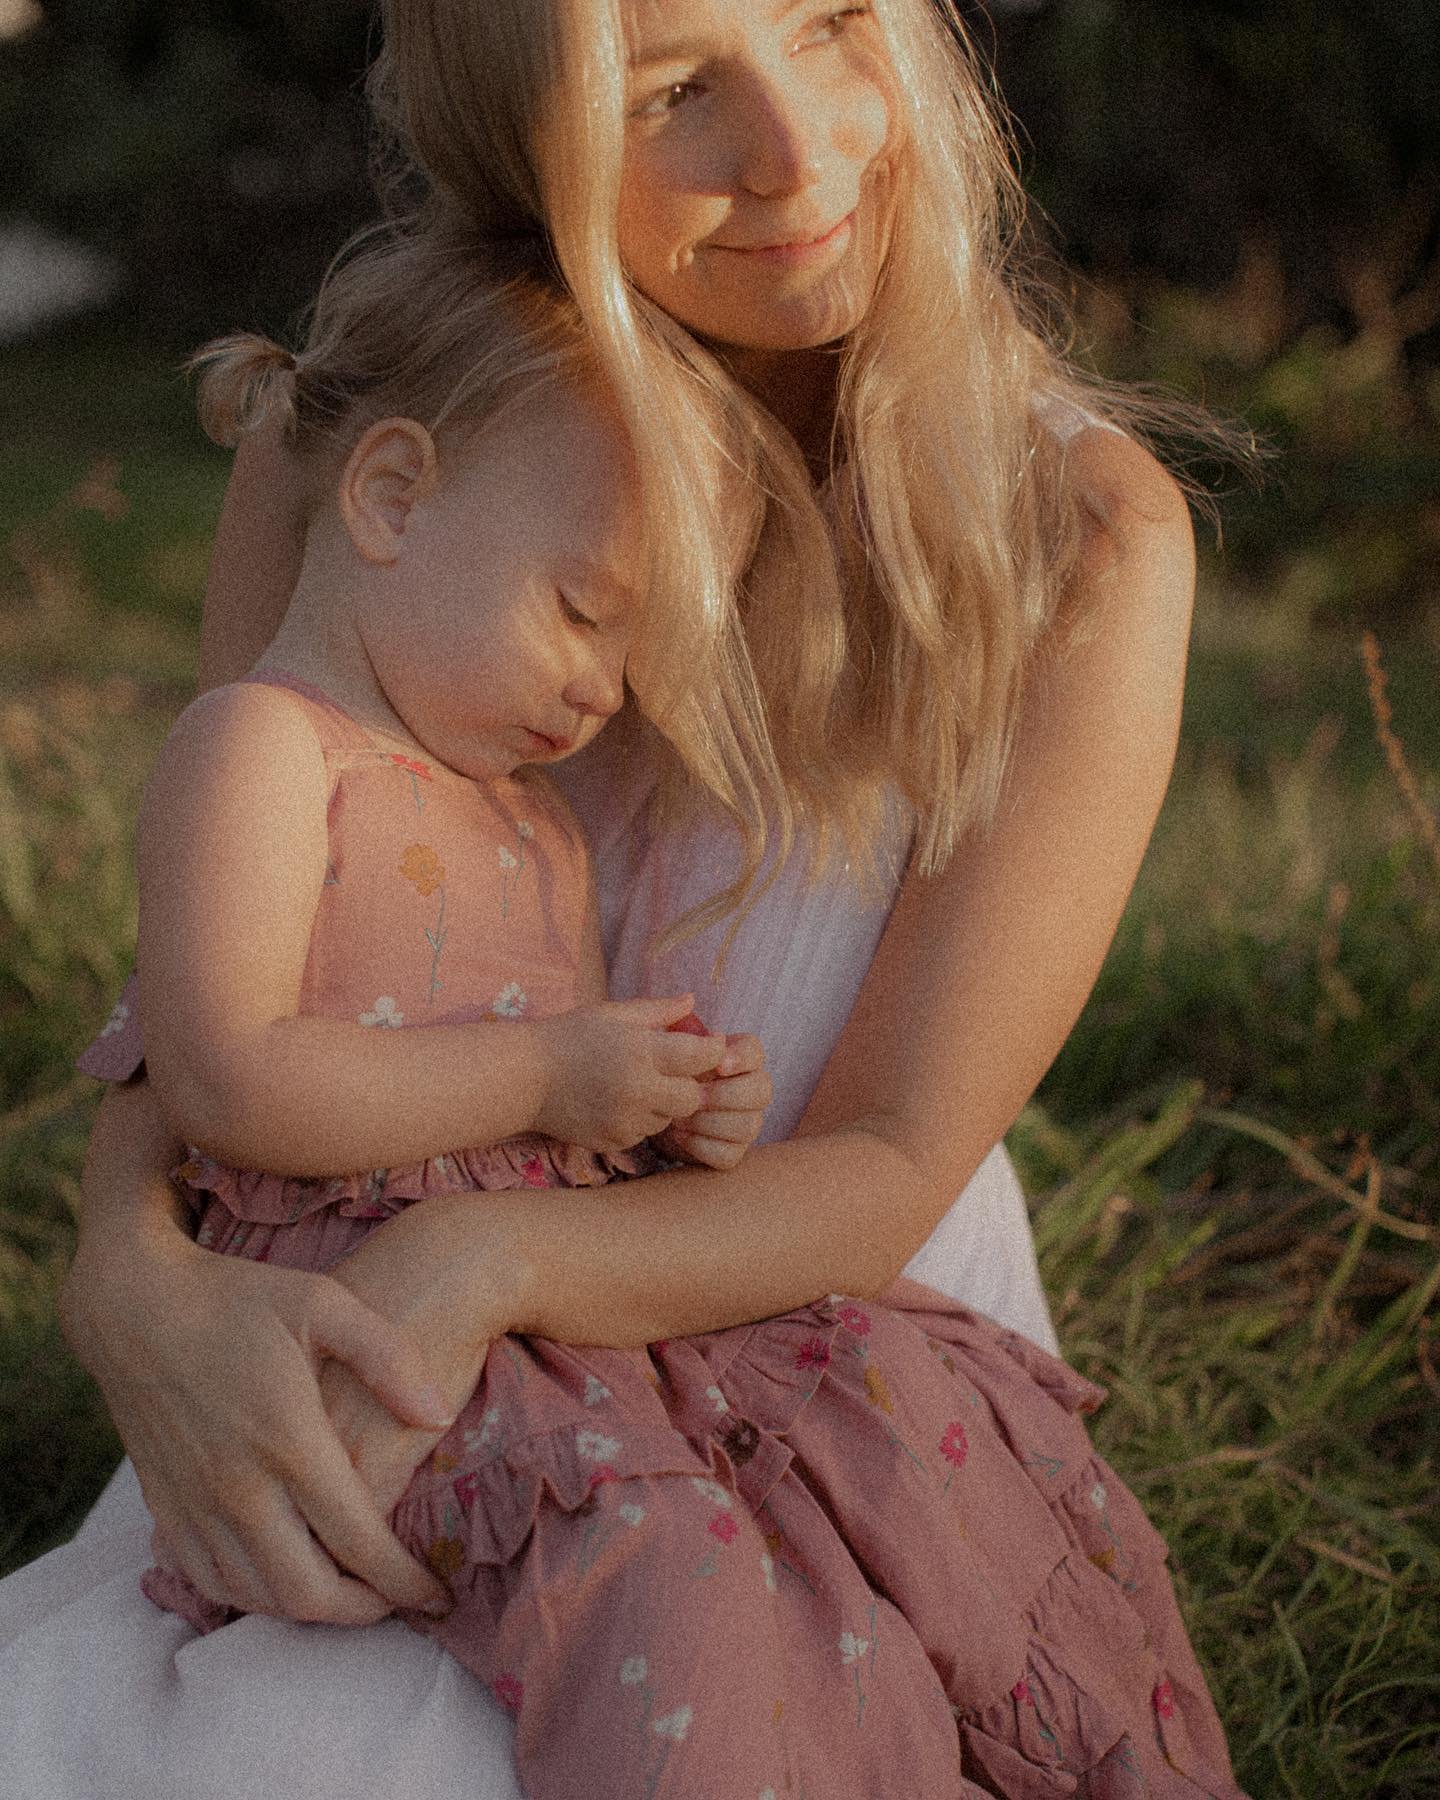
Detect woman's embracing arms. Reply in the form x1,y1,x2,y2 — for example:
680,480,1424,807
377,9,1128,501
798,426,1196,1208
362,430,1197,1348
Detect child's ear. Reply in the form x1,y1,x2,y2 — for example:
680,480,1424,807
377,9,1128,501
338,417,439,563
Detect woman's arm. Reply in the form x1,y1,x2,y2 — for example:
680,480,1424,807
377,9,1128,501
139,682,720,1172
334,430,1195,1348
60,1077,457,1620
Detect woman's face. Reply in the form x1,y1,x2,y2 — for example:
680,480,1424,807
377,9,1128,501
617,1,897,353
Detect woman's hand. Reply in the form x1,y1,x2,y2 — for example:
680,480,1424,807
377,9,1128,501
319,1199,511,1524
657,1032,772,1171
63,1201,456,1626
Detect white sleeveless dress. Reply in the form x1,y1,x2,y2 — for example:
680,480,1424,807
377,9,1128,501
0,728,1057,1799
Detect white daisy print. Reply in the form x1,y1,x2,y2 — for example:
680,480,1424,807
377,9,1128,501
583,1375,612,1407
99,997,130,1037
652,1705,694,1742
618,1503,646,1528
760,1551,777,1594
498,846,518,870
462,1406,501,1454
838,1632,871,1664
358,996,404,1028
690,1476,731,1509
705,1385,729,1414
576,1429,622,1461
619,1656,648,1687
1091,1481,1108,1510
492,982,526,1017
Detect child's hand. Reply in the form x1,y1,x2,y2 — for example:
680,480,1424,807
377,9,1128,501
533,994,727,1153
657,1030,772,1171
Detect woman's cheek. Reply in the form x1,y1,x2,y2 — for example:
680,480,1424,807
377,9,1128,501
832,78,892,168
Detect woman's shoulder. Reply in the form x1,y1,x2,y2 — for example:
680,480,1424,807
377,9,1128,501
1058,425,1195,613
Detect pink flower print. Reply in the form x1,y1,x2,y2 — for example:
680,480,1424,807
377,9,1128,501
1012,1678,1035,1705
836,1303,871,1336
708,1512,739,1545
492,1672,524,1712
940,1421,969,1468
588,1464,618,1489
390,754,432,781
452,1470,480,1514
520,1155,548,1187
794,1336,831,1372
1153,1679,1176,1720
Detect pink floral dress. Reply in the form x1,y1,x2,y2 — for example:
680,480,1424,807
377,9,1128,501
127,676,1246,1799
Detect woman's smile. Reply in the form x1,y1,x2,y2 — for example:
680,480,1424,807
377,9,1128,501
618,0,895,351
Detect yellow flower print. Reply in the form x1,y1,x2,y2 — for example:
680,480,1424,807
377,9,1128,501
864,1364,893,1414
426,1535,465,1578
400,843,445,897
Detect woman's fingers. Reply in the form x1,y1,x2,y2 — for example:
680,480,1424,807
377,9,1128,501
283,1412,452,1616
306,1281,455,1429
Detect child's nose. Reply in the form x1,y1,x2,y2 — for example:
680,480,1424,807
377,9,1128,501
564,643,626,720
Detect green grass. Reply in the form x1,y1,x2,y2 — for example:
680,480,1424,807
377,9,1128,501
1,331,1437,1795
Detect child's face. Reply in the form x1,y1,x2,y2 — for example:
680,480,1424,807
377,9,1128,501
358,385,642,781
617,0,896,353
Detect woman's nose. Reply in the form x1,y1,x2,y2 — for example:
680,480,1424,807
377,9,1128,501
737,76,824,198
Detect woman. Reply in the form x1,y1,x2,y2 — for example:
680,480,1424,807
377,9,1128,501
2,1,1205,1793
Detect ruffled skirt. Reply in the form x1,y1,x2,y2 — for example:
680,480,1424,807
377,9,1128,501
150,1260,1244,1797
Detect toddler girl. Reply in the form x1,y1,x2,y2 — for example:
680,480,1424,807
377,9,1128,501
122,228,1247,1799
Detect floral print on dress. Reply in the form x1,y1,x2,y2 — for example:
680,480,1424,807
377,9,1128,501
492,981,527,1017
390,752,432,813
358,995,403,1027
98,995,131,1038
498,819,534,918
399,843,448,1002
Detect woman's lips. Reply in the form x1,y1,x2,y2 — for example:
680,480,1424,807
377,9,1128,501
710,212,855,267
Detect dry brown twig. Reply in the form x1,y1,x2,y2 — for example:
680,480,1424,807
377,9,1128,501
1359,629,1440,882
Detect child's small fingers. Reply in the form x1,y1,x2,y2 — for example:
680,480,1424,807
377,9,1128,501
679,1105,764,1144
705,1068,773,1112
656,1033,727,1077
655,1074,707,1121
716,1031,765,1077
666,1131,746,1171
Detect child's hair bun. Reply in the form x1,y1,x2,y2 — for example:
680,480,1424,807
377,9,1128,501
189,333,300,448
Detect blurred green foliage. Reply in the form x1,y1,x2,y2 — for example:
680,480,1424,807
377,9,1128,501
4,2,1438,627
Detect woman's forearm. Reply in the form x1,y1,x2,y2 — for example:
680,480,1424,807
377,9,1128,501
370,1125,949,1354
59,1077,196,1365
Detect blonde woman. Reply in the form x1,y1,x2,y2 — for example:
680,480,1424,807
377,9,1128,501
1,2,1238,1795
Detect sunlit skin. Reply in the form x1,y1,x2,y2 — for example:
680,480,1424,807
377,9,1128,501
264,387,643,784
618,0,896,415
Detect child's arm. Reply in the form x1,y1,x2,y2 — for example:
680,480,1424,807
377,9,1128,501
139,683,724,1176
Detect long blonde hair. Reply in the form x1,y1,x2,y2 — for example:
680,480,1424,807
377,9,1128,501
189,228,754,809
367,0,1215,921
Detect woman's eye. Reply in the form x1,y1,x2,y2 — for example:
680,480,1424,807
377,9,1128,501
806,6,873,43
631,78,703,120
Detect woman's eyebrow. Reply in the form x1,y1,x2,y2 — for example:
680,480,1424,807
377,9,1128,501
628,0,811,68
